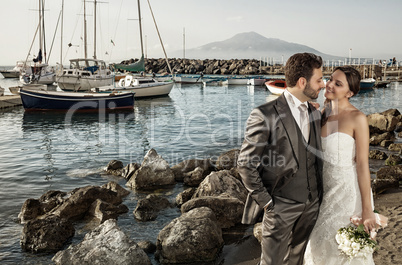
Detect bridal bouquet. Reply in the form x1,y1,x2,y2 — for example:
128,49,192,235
336,224,377,259
336,213,388,259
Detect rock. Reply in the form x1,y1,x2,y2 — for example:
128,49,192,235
156,207,223,264
372,178,400,195
181,196,244,228
183,167,206,186
21,215,75,253
101,181,131,198
175,187,196,208
389,143,402,152
385,154,402,166
367,111,399,133
215,149,240,170
87,199,129,223
398,131,402,138
126,149,175,190
133,194,171,221
50,185,123,221
376,165,402,181
192,170,248,203
171,158,215,182
122,162,141,181
369,150,388,160
105,160,124,176
52,219,151,265
369,132,394,146
138,241,156,254
19,190,67,224
380,140,394,148
395,121,402,132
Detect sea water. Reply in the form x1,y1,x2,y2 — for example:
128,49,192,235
0,78,400,264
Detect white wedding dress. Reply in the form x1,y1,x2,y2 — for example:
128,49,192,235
304,132,375,265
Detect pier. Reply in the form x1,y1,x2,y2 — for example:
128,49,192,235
0,95,22,109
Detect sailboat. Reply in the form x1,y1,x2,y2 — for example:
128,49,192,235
97,0,174,98
20,0,56,85
57,0,113,92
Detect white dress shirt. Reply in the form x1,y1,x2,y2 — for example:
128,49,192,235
283,89,309,131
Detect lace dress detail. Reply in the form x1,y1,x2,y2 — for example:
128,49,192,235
304,133,375,265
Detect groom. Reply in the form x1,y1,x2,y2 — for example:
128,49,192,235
238,53,325,265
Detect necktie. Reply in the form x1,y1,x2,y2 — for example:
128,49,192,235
299,104,309,141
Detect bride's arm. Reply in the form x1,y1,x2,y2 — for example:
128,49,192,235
354,112,376,233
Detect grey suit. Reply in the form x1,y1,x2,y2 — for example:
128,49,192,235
238,93,323,265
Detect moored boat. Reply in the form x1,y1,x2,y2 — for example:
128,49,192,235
57,58,113,91
360,78,376,89
0,61,27,78
265,79,287,95
247,78,266,86
20,88,134,111
202,78,229,87
97,74,174,98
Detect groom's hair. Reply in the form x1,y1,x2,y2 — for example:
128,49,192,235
285,53,323,87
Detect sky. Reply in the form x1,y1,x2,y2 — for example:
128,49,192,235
1,0,401,66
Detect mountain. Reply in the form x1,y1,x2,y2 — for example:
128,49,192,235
170,32,342,61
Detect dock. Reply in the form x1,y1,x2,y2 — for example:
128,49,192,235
0,95,22,109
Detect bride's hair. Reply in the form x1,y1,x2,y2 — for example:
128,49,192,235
321,66,362,126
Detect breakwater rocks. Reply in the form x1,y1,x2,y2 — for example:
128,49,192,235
117,57,284,75
18,109,401,264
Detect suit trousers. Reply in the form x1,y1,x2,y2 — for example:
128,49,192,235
260,196,320,265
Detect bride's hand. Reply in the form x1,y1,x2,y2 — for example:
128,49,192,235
362,210,377,234
309,102,320,110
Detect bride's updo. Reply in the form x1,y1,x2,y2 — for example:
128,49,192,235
333,66,362,97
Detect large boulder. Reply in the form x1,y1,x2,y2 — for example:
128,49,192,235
126,149,175,190
171,158,215,182
369,132,394,146
183,167,206,187
52,219,151,265
376,165,402,181
50,185,123,221
215,149,240,170
372,178,400,195
192,170,248,203
133,195,172,221
87,199,129,224
21,215,75,253
181,196,244,228
155,207,223,264
385,154,402,166
367,109,400,133
121,162,141,181
101,181,131,198
175,188,196,207
18,190,67,224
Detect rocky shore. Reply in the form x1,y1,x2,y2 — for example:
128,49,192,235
116,57,394,79
18,109,401,264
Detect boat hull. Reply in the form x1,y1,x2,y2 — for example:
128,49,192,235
0,71,20,78
265,80,286,95
20,72,56,85
57,75,114,92
100,81,174,98
20,89,134,111
360,78,376,89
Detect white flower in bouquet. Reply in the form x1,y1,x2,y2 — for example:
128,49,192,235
336,224,377,259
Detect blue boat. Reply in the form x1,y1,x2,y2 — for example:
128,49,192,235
360,78,376,90
20,88,135,111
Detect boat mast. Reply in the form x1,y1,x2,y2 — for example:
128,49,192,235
137,0,144,57
60,0,64,69
42,0,47,63
93,0,97,59
84,0,88,60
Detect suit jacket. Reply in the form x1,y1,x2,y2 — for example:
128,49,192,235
237,93,323,224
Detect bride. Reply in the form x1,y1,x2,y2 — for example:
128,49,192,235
304,66,378,264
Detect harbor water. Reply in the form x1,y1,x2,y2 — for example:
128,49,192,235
0,78,401,264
